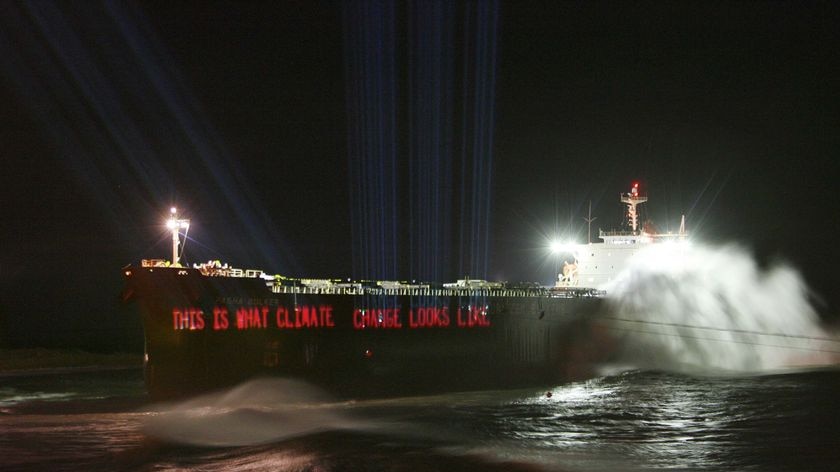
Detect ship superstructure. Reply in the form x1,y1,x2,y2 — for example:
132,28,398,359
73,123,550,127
558,183,687,288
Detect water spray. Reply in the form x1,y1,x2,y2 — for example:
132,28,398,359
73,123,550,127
601,243,840,374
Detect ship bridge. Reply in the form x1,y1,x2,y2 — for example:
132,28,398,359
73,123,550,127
555,182,687,289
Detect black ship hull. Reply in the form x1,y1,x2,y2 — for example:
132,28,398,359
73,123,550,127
122,264,605,399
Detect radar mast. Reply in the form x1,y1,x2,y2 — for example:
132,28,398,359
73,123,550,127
620,182,647,233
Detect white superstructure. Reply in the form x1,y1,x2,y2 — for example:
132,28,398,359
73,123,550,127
558,183,686,289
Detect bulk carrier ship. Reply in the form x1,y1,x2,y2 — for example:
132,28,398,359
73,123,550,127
122,184,674,399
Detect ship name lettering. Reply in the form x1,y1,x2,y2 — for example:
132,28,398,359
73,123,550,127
217,297,278,306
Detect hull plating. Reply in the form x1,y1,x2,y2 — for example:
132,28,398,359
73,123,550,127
124,266,604,399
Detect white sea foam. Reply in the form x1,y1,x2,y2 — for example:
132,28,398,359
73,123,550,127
142,378,364,446
602,242,839,374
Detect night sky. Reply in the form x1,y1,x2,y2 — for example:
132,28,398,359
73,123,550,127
1,1,839,351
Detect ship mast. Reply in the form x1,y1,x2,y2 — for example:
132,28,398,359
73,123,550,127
582,200,597,244
620,182,647,233
166,207,190,267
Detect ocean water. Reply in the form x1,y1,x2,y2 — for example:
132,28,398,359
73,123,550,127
1,367,839,471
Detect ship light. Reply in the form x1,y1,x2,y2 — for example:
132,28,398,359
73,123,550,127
550,240,576,254
167,207,190,230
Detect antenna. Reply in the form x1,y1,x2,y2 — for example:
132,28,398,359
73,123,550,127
620,182,648,232
166,207,190,267
582,200,597,243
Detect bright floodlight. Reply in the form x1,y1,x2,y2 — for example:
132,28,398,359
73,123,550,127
550,240,575,254
166,218,177,230
170,207,177,214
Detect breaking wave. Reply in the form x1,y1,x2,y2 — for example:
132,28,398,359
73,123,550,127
142,378,381,446
602,242,840,374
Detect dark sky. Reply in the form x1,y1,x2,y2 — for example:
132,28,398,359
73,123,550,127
1,1,839,350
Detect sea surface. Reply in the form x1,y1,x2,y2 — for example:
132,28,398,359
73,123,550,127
1,367,839,471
